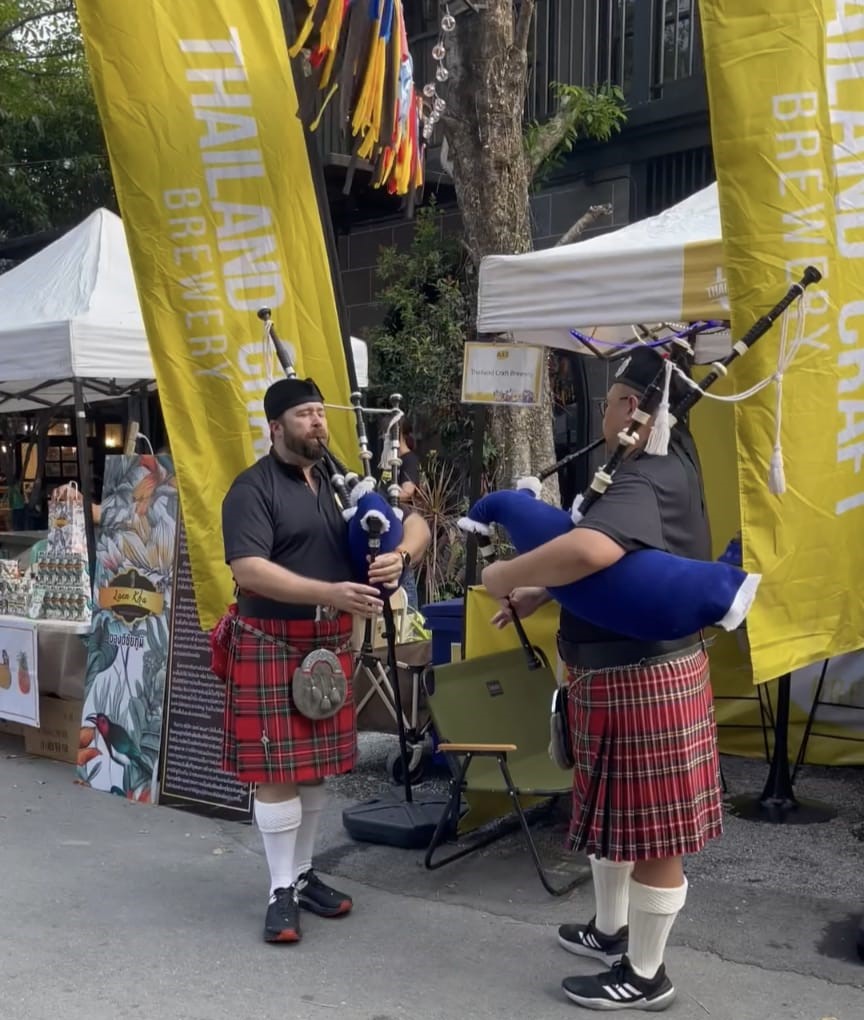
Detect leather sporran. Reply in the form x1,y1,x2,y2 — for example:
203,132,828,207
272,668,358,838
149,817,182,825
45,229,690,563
548,684,575,770
293,648,348,720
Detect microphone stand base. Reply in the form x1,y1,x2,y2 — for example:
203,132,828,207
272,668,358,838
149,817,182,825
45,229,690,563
342,794,453,851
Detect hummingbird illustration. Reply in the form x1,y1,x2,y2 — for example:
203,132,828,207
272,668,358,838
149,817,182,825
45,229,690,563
86,713,152,775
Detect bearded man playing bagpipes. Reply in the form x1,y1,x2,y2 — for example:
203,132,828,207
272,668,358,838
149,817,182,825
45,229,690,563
216,376,431,945
482,345,721,1012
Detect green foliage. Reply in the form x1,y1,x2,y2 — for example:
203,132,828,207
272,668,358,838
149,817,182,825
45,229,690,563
411,450,467,603
367,201,474,474
524,82,628,190
0,1,114,237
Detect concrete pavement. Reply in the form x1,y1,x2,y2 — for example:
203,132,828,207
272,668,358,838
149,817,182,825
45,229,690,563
1,733,862,1020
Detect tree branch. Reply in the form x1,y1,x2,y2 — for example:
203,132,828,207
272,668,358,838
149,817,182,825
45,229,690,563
527,110,573,176
20,46,80,61
555,203,613,247
513,0,537,54
0,4,76,45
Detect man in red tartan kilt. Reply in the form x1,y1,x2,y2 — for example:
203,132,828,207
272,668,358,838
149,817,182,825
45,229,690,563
220,376,430,944
484,347,723,1012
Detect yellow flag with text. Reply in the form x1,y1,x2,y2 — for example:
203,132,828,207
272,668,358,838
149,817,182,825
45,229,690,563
77,0,355,630
700,2,864,681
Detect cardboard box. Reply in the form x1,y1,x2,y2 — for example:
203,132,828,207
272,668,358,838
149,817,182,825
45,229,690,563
24,696,83,764
0,718,26,737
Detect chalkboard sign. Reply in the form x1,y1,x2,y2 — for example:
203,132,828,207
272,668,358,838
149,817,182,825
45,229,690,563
159,519,252,820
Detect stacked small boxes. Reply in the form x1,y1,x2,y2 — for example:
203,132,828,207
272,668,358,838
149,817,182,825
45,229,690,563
0,554,91,624
0,559,23,616
29,552,92,623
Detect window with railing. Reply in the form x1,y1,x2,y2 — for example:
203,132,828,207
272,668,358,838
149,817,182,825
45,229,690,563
527,0,701,120
653,0,697,90
634,146,715,220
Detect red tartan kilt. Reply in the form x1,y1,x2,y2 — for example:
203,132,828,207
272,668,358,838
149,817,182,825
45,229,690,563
222,613,357,785
566,647,723,862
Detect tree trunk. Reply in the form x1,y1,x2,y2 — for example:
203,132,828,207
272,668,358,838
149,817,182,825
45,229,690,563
444,1,559,502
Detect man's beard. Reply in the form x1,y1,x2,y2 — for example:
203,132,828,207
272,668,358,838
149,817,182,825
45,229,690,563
282,432,326,462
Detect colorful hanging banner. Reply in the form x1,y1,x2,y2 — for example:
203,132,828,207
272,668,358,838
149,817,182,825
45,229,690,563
77,0,356,630
699,1,864,682
290,0,425,196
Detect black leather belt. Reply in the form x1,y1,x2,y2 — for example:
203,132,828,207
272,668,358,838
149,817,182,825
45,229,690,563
237,594,317,621
557,633,701,671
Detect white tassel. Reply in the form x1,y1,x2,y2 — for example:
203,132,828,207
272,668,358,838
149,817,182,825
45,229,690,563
768,443,786,495
645,357,673,456
570,494,584,524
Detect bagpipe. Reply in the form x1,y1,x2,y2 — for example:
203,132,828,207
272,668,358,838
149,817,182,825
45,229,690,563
458,267,822,641
257,308,406,595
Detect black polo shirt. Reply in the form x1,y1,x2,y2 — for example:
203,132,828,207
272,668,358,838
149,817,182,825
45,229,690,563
559,430,711,644
222,450,354,616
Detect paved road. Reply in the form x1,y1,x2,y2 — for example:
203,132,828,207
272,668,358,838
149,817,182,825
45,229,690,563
0,736,862,1019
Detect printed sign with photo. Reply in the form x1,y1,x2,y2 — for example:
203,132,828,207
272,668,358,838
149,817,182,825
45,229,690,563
461,342,544,406
0,620,38,727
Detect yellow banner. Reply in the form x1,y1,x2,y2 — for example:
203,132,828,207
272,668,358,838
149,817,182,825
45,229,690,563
700,1,864,681
77,0,355,630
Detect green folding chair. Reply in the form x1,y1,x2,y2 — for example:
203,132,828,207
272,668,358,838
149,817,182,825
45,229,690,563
423,646,584,896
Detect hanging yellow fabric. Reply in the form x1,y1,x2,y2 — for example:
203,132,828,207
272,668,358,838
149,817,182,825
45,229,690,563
76,0,357,630
700,0,864,681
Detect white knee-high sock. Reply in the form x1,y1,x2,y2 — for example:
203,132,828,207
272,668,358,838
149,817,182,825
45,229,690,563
294,783,327,880
254,797,302,899
590,856,634,935
627,877,689,979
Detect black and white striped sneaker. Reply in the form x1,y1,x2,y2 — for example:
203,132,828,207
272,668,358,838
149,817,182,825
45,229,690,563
558,917,628,965
562,957,675,1011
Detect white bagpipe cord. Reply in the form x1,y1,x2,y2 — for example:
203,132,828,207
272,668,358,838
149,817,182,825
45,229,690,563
767,296,802,495
377,408,405,472
261,320,277,385
669,294,808,495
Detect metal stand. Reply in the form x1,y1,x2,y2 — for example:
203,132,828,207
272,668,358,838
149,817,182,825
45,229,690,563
343,540,448,849
352,615,433,784
73,380,97,583
727,674,836,825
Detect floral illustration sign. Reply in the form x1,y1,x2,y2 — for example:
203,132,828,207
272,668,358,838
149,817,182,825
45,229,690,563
78,454,178,802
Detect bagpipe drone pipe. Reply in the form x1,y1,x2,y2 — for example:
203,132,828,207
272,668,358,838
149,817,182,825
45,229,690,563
257,309,405,595
458,267,822,642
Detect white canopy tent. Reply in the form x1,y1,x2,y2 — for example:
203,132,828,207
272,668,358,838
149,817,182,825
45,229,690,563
476,183,731,363
0,207,369,412
0,208,154,413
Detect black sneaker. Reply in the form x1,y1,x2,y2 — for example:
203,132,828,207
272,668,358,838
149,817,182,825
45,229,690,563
264,886,301,943
562,957,675,1011
296,869,353,918
558,916,628,965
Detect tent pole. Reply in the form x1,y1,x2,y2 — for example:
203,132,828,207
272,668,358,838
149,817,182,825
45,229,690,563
139,383,151,443
73,380,98,583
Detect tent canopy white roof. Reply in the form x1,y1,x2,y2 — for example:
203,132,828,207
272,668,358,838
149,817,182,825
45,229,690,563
0,208,369,413
0,208,154,413
476,183,730,362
